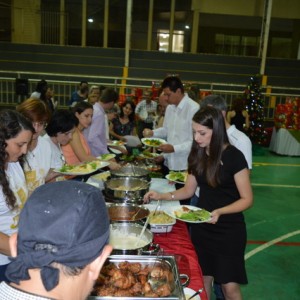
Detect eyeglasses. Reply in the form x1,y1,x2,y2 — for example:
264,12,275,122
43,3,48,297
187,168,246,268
32,121,47,128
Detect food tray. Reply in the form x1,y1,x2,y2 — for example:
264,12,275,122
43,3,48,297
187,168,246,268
150,224,174,233
88,255,186,300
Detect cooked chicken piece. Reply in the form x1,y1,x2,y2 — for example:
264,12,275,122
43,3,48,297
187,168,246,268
138,264,151,275
142,282,152,294
114,288,134,297
150,265,164,278
155,283,172,297
144,291,159,297
138,274,147,285
95,285,116,296
130,282,143,295
112,269,136,289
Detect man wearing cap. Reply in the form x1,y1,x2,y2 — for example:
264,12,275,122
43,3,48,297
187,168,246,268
0,181,112,300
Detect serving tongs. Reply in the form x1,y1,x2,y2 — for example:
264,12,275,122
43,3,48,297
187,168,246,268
147,249,176,291
187,288,204,300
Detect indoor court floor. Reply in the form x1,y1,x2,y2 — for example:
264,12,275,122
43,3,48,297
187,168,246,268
239,147,300,299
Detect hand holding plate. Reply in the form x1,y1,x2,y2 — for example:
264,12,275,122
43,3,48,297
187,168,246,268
158,143,174,153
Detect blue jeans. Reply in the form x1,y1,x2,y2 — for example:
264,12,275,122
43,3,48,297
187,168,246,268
214,282,225,299
0,264,9,282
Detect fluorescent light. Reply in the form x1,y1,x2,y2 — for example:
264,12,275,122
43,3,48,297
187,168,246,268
185,25,190,29
88,18,94,23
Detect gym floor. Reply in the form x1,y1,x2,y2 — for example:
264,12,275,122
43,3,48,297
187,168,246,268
240,147,300,299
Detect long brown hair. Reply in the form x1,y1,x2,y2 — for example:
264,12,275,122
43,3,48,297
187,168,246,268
0,110,34,209
188,106,229,187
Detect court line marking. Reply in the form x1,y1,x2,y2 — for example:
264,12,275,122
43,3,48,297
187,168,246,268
245,230,300,260
251,183,300,188
253,163,300,167
247,240,300,246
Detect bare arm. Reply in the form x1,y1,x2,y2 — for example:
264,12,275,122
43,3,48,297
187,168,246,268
209,168,253,224
0,232,11,256
226,110,233,124
143,174,197,203
243,110,250,130
45,169,60,182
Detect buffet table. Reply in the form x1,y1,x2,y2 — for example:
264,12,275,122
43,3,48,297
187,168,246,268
269,127,300,156
148,179,208,300
153,221,208,300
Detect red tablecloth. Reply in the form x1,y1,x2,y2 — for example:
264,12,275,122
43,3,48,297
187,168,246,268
153,220,208,300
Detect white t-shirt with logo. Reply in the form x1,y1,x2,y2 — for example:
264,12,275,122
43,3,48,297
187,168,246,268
23,136,54,194
0,162,28,265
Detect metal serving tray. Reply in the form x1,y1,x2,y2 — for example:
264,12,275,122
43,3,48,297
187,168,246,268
88,255,186,300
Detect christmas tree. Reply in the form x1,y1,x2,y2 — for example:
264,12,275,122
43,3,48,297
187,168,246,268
244,76,267,145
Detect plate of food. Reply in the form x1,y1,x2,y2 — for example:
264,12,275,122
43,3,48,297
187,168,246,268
166,171,188,184
165,205,212,223
54,160,110,175
141,137,167,148
148,210,176,233
97,153,115,161
184,287,201,300
107,140,126,147
139,150,161,159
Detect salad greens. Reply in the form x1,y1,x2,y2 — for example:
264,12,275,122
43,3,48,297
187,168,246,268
168,171,187,182
100,153,114,160
175,208,211,222
59,161,99,173
144,139,162,146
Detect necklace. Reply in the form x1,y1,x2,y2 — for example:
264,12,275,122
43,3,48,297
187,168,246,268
58,143,66,165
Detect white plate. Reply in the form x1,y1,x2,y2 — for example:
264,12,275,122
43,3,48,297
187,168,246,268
165,173,187,184
165,205,212,224
123,135,141,147
184,287,201,300
107,140,126,147
139,152,160,159
141,137,167,148
97,153,116,161
108,146,126,154
54,161,110,176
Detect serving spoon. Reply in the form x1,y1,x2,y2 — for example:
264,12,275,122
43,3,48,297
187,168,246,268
187,288,204,300
135,200,160,247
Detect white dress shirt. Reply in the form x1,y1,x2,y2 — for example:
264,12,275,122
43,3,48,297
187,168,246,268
153,94,199,171
227,125,252,169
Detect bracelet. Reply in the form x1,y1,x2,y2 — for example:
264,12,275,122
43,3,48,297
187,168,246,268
170,192,175,200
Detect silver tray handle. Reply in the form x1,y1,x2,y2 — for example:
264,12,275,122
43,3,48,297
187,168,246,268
180,273,190,287
141,242,160,255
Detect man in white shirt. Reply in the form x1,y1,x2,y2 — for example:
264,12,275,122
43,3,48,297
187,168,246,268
143,76,200,172
135,90,157,138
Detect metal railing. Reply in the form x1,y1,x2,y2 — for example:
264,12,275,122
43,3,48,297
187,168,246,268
0,70,299,121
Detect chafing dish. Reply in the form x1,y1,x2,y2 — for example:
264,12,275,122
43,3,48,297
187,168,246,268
89,255,188,300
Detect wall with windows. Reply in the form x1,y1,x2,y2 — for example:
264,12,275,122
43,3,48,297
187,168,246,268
1,0,299,59
12,0,41,44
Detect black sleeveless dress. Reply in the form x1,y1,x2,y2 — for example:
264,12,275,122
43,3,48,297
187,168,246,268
190,146,248,284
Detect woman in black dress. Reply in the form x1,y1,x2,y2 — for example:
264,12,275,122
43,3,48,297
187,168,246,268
144,106,253,299
109,100,136,141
